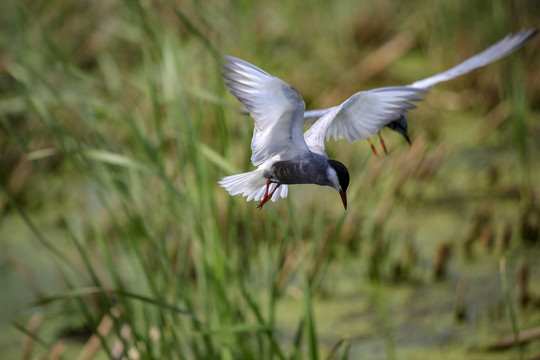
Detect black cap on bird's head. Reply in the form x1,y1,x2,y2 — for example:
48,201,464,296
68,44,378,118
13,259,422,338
387,115,411,144
328,159,350,209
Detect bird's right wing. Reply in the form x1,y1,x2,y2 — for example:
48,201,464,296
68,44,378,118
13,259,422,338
303,87,427,156
410,28,537,88
222,56,310,166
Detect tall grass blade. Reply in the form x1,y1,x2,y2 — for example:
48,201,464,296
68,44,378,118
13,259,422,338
499,257,524,360
303,269,319,360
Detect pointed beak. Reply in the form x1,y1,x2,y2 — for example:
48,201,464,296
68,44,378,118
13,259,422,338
339,190,347,210
403,131,411,145
395,125,411,145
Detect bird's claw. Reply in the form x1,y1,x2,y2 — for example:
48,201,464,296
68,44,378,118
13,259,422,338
257,181,281,209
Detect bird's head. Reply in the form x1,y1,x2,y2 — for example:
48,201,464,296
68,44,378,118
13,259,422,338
386,115,411,144
327,160,350,209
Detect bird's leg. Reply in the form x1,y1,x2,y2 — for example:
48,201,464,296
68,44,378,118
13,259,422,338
367,138,378,156
258,180,273,209
263,179,271,198
257,182,281,209
378,133,388,154
257,179,272,208
268,183,281,198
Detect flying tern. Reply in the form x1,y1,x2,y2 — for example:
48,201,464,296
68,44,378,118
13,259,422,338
219,29,536,209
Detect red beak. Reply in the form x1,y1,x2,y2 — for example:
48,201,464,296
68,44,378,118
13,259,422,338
339,190,347,210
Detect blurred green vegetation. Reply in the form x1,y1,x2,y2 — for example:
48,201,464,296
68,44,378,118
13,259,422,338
1,0,539,359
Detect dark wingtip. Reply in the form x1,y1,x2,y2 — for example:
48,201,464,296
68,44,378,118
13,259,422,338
519,28,538,45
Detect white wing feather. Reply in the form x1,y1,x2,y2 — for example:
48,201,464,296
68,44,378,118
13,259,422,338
222,56,310,166
411,28,536,89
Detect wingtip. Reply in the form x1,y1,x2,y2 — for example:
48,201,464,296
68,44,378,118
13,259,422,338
502,28,538,52
221,58,237,72
222,55,236,63
221,56,246,72
520,28,538,43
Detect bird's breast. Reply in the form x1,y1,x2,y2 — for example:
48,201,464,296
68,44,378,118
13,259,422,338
267,159,328,185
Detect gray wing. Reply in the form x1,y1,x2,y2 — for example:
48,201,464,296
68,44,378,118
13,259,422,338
411,28,536,88
303,28,536,137
222,57,310,166
303,87,427,156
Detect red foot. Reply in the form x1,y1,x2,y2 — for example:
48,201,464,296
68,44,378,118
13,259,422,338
257,181,281,209
367,139,378,156
378,134,388,154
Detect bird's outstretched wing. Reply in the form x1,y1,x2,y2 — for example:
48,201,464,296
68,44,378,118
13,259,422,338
303,28,536,138
222,56,310,166
410,28,536,89
303,87,427,156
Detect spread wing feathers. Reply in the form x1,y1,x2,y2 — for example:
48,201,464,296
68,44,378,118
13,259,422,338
411,28,537,89
222,56,310,166
303,28,536,128
219,170,288,202
304,87,427,155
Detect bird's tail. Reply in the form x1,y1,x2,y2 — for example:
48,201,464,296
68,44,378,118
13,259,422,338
219,170,288,202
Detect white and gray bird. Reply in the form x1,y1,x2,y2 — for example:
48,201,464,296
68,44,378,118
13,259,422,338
219,29,536,209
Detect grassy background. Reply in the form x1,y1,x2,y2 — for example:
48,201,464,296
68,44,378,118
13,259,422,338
1,0,539,359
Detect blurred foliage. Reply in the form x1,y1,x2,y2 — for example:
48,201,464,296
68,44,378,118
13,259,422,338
1,0,539,359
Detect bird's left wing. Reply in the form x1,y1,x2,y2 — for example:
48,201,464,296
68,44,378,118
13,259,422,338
303,87,427,155
222,56,310,166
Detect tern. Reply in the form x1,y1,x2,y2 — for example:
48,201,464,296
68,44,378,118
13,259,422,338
219,29,536,209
